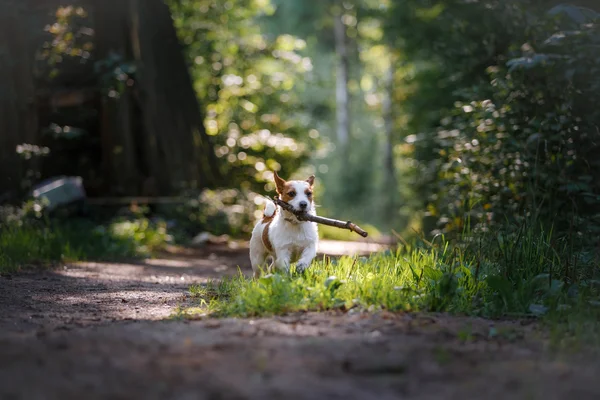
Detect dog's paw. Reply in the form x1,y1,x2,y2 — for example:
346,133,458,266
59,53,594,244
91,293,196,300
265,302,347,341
294,262,309,275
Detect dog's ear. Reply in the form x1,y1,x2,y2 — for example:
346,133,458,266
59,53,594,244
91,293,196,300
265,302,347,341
273,171,287,194
306,175,315,186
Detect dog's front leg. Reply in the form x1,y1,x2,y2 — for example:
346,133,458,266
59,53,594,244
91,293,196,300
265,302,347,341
296,244,317,273
274,248,292,273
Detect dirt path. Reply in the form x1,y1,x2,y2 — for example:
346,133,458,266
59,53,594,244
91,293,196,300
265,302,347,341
1,240,599,399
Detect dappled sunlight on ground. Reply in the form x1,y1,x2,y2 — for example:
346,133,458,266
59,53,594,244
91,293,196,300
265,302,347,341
0,241,391,337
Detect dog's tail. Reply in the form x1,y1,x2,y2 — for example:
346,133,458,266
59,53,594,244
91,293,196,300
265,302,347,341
263,200,277,218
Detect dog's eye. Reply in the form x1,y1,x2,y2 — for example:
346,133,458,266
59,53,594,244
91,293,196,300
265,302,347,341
288,191,296,197
306,191,312,197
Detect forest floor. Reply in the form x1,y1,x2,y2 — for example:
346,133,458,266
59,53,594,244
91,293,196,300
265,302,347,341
1,239,600,400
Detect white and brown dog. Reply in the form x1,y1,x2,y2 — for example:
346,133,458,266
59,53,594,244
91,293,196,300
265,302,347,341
250,172,318,278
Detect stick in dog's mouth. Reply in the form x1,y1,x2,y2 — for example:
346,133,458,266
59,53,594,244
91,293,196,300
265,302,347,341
273,197,369,238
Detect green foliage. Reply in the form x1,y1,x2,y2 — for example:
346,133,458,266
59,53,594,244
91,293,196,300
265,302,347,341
0,225,80,273
103,218,172,255
35,5,94,80
386,1,600,241
386,0,528,136
94,52,137,98
168,0,321,192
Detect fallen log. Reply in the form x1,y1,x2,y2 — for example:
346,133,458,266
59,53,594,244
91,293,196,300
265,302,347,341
273,197,368,238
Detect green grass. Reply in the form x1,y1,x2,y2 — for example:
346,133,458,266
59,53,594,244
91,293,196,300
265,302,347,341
189,225,600,326
0,224,82,272
0,217,172,274
190,246,483,317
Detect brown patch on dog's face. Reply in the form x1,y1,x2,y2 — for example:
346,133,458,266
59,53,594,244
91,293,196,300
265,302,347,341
280,181,298,204
274,171,297,203
306,175,315,201
304,187,313,204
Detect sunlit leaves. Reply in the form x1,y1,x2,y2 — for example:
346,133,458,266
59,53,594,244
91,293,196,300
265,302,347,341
168,0,318,190
37,6,94,79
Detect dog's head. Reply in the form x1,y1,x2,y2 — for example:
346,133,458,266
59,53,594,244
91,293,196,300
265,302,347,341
274,171,315,213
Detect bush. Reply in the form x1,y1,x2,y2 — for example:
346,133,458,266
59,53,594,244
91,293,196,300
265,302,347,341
0,203,173,274
392,3,600,241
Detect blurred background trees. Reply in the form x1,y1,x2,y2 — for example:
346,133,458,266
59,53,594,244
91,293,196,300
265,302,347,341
1,0,599,243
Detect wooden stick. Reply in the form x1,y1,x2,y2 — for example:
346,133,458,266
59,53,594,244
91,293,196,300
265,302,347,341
273,197,369,238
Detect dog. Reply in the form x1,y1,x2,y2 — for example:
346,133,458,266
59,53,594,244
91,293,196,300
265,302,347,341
249,171,318,278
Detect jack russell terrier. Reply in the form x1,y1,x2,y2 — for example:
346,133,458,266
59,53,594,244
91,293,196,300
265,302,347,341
249,172,318,278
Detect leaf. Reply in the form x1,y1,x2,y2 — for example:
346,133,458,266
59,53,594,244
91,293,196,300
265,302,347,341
486,276,513,303
588,280,600,288
394,285,415,293
506,54,565,72
549,279,564,296
531,273,550,285
324,276,343,292
259,274,275,285
526,133,542,144
547,4,599,24
560,182,591,193
543,30,582,46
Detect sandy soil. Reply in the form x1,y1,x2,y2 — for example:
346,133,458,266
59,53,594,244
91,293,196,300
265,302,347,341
1,240,599,400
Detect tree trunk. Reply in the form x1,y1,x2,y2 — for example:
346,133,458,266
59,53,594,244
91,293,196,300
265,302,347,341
333,10,350,161
94,0,141,196
382,63,397,221
128,0,220,193
0,0,39,199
